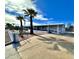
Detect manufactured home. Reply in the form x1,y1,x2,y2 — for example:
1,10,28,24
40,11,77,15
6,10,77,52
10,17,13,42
25,24,65,34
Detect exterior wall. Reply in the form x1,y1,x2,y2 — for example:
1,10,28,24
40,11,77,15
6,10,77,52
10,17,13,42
34,26,47,31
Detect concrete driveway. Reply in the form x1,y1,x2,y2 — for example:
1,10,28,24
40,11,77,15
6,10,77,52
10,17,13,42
5,34,74,59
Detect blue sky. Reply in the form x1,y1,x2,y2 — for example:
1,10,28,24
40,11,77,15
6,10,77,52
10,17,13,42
35,0,74,24
5,0,74,26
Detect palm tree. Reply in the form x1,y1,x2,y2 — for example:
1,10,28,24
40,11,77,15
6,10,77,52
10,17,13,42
16,16,24,35
23,8,37,34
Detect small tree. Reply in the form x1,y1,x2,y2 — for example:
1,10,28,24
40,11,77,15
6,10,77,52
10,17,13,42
5,23,14,30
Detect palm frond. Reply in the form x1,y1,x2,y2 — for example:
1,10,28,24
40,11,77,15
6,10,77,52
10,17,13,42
23,9,29,16
16,16,24,20
27,8,37,17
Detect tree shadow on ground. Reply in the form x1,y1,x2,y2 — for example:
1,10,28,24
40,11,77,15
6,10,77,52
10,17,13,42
37,38,53,44
17,33,32,47
34,34,66,44
58,42,74,54
34,34,74,54
47,46,60,51
34,34,56,42
46,41,74,54
50,37,67,42
19,42,41,53
58,33,74,37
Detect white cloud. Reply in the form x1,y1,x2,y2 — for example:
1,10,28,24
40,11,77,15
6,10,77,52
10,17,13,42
5,0,50,26
5,13,41,26
24,21,42,26
6,0,49,19
34,14,48,20
5,0,37,11
5,14,20,25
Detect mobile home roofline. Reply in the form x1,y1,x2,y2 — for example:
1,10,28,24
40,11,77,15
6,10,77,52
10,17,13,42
25,23,65,27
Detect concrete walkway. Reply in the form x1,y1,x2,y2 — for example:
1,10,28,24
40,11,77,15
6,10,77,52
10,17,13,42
5,34,74,59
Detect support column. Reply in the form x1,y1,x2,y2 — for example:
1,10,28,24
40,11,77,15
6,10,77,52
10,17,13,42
48,25,51,33
62,25,65,33
57,25,59,34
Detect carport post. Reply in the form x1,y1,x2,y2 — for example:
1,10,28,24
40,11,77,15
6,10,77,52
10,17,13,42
57,25,59,34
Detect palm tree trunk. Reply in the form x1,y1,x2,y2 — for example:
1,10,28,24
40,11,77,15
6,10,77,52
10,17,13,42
20,19,23,35
30,16,33,34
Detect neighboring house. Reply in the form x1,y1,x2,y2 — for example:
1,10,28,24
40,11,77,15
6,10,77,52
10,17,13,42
65,25,74,32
